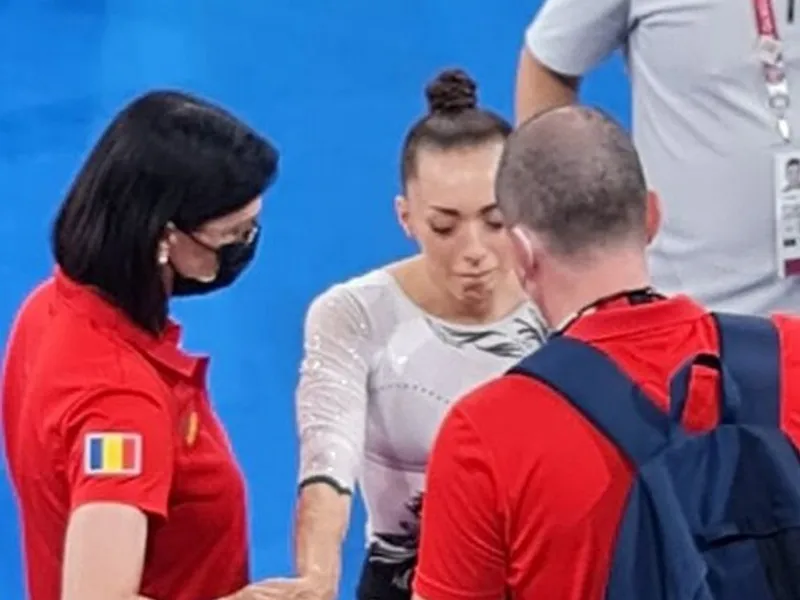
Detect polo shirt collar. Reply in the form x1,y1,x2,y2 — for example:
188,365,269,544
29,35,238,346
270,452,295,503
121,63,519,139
54,268,204,379
566,294,706,342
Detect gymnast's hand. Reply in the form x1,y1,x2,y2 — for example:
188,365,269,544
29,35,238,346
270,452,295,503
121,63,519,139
226,578,314,600
240,577,322,600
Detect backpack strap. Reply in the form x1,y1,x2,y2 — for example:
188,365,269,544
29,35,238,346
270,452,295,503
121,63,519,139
712,312,781,427
509,336,670,467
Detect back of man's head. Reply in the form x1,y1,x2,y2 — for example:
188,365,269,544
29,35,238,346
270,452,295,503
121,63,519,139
495,106,648,258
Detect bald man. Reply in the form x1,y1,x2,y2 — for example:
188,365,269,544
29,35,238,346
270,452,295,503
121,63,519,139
411,106,800,600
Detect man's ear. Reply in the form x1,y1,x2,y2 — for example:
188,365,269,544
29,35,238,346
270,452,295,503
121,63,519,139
645,190,661,245
508,226,544,301
508,226,534,276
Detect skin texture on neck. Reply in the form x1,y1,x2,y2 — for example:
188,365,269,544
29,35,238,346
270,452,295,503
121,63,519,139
537,245,652,330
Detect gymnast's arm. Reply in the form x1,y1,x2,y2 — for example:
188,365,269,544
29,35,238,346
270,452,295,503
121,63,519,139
293,286,372,600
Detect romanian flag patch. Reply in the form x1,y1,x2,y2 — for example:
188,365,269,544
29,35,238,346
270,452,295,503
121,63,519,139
83,432,142,476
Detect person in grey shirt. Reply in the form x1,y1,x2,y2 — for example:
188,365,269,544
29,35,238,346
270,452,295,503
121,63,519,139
517,0,800,315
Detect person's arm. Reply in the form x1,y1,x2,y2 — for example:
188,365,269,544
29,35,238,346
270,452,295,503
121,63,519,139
62,504,156,600
59,388,173,600
412,402,506,600
515,0,631,124
515,49,579,125
293,286,372,599
293,484,350,599
774,316,800,447
62,502,248,600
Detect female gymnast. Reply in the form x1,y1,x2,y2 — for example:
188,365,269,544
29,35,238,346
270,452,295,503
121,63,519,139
284,69,548,600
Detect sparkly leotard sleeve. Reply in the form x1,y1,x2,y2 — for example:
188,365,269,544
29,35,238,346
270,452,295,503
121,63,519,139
296,281,374,493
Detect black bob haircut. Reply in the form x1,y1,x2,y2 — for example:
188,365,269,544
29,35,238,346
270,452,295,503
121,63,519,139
52,89,278,335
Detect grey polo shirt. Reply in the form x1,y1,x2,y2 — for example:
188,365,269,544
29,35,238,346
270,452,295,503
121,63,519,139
526,0,800,315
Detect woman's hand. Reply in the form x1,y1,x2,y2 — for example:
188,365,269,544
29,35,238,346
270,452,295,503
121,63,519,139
232,577,324,600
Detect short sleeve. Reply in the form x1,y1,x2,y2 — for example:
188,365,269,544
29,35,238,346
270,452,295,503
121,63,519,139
525,0,631,77
61,388,174,518
414,405,506,600
295,285,372,493
775,315,800,448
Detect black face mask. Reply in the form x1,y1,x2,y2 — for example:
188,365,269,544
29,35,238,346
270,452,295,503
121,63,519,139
171,228,260,297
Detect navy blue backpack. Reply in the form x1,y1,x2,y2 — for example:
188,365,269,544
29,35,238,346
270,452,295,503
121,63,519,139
510,313,800,599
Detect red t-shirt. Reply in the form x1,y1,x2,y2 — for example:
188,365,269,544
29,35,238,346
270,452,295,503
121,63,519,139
2,270,250,600
413,295,800,600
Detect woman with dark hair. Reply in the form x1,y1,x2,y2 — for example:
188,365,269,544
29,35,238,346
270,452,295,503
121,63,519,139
261,69,547,600
2,90,279,600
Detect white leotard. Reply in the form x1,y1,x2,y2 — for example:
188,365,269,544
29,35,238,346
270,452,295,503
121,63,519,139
295,266,547,566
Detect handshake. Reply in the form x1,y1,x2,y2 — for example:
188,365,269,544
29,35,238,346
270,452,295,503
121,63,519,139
227,576,326,600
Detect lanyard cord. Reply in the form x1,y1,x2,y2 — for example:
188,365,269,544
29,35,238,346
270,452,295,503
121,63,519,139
550,287,664,338
754,0,793,141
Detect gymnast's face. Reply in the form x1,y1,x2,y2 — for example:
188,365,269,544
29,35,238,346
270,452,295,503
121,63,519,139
396,140,515,306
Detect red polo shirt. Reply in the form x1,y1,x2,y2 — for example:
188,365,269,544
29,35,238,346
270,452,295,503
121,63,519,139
2,270,249,600
413,295,800,600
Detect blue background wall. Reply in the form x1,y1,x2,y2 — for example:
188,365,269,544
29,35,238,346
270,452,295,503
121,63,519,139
0,1,629,597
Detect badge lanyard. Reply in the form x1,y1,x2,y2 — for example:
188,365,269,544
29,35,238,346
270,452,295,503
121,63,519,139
550,288,663,337
754,0,792,143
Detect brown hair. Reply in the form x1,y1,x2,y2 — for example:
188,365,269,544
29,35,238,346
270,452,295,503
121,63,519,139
400,68,511,189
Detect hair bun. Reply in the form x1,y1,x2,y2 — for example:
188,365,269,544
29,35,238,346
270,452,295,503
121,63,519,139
425,69,478,116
